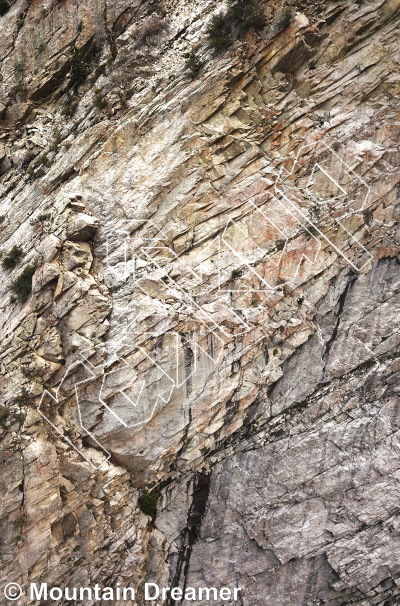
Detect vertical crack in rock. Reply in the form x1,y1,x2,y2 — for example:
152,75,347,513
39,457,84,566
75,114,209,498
103,2,118,59
170,407,193,472
168,471,211,605
180,332,194,396
1,0,400,600
322,275,356,374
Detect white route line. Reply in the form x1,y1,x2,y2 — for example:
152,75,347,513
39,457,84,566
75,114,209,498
275,170,373,272
95,327,225,429
308,163,348,201
98,350,174,429
139,244,250,336
274,140,373,271
38,137,375,469
293,140,371,217
196,192,323,309
37,358,111,470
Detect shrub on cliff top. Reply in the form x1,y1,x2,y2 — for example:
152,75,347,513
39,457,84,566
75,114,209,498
10,264,37,303
206,13,233,51
14,388,32,407
206,0,266,51
0,0,9,17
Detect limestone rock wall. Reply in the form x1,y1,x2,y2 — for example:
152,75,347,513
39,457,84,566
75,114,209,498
0,0,400,604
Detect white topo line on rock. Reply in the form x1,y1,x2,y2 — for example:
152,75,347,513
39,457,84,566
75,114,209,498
272,139,373,272
38,137,375,468
37,356,111,470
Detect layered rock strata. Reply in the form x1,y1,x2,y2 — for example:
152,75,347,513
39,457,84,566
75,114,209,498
0,0,400,604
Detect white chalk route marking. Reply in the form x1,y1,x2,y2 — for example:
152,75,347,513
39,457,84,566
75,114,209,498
98,351,174,429
37,356,111,470
214,194,323,305
273,140,373,271
38,137,374,468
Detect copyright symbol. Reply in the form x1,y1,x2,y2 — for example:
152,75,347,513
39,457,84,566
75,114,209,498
4,583,22,600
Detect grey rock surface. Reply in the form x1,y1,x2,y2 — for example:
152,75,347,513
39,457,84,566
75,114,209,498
0,0,399,604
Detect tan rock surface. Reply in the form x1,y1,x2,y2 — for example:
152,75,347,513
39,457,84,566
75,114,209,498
1,0,400,604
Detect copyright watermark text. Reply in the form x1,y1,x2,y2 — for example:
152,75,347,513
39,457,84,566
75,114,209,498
4,583,22,600
3,582,241,602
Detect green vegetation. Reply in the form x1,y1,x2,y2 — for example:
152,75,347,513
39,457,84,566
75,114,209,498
61,92,79,117
14,60,24,73
206,12,233,51
206,0,266,51
49,127,63,152
14,389,32,407
0,0,9,17
10,264,37,303
93,88,108,110
61,100,79,116
138,488,159,517
69,48,89,88
27,152,50,180
184,50,203,77
93,64,106,80
13,517,23,530
231,268,242,279
14,411,26,425
38,213,51,222
146,2,167,17
30,213,51,226
227,0,266,37
119,93,128,108
276,6,295,30
37,152,49,167
0,405,9,427
15,83,26,97
2,245,24,270
16,14,24,29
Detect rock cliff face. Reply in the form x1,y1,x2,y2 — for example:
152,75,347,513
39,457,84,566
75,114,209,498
0,0,400,604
